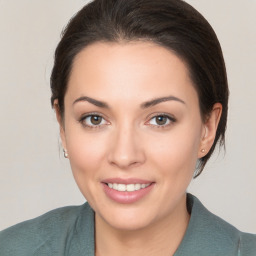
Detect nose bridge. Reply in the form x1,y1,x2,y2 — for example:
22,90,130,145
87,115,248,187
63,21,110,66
108,121,144,169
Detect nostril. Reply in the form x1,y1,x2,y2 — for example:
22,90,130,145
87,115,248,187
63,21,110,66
107,133,146,169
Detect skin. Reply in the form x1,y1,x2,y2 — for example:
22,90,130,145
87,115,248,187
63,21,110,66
55,42,222,256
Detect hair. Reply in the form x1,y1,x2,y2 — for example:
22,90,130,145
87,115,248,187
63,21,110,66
50,0,229,177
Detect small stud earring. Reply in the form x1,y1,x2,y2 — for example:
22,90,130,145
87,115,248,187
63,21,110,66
201,149,206,153
63,149,68,158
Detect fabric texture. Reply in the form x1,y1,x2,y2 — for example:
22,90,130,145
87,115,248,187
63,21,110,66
0,194,255,256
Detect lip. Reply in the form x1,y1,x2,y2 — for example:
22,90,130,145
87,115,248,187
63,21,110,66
101,178,155,204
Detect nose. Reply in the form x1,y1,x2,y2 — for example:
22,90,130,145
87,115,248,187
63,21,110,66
107,124,145,170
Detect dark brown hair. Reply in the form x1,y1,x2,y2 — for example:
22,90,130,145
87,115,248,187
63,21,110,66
50,0,229,177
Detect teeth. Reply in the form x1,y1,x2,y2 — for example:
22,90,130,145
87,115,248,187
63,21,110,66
135,184,141,190
107,183,150,192
117,184,126,192
127,184,135,192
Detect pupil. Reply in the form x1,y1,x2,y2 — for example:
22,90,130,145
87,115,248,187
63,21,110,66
156,116,167,125
91,116,102,125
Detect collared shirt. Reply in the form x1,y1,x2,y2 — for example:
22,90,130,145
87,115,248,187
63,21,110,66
0,194,255,255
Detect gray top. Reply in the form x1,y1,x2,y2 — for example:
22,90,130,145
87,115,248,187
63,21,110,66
0,194,255,255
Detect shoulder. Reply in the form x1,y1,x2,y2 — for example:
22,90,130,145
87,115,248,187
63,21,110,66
239,231,256,255
202,202,256,255
175,194,256,256
0,202,95,256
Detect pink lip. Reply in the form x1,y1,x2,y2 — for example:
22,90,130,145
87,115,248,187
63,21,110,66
101,178,155,204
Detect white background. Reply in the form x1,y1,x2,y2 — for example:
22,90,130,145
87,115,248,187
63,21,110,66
0,0,255,233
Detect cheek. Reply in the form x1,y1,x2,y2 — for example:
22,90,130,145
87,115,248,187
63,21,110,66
65,130,110,204
147,124,202,176
65,127,108,180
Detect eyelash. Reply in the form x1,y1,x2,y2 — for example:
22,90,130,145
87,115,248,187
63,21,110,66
145,113,177,128
79,113,176,129
79,113,109,129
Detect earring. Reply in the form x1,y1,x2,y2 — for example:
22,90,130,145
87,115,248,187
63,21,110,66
63,149,68,158
201,149,206,153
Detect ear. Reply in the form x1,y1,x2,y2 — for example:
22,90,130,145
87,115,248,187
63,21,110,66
53,99,67,150
198,103,222,158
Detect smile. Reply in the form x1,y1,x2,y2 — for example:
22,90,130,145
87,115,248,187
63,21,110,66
107,183,150,192
102,180,155,204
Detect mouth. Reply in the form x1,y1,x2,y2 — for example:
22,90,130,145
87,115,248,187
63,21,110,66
105,183,151,192
101,179,155,204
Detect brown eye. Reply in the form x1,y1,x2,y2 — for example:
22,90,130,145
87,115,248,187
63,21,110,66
90,115,102,125
81,114,108,127
155,116,168,125
148,114,176,127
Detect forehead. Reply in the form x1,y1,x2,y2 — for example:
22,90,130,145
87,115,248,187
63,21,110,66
66,41,198,105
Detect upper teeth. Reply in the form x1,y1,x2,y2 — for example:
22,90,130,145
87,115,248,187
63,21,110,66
107,183,150,192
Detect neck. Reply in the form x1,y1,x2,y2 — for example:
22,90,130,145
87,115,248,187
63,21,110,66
95,194,190,256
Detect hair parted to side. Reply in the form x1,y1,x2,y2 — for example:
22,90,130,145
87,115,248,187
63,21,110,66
50,0,229,177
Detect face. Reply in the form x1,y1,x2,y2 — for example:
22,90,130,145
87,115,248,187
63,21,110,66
58,42,214,231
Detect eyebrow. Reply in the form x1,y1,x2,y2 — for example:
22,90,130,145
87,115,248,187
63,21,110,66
140,96,185,109
73,95,185,109
73,96,109,108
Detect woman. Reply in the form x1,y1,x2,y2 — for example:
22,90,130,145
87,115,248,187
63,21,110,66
0,0,255,255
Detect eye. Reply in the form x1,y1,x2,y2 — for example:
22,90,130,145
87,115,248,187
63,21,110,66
147,114,176,127
80,114,109,128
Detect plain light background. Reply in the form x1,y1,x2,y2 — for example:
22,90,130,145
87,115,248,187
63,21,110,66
0,0,255,233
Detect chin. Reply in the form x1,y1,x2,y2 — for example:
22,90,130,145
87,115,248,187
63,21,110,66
96,205,156,231
106,216,152,232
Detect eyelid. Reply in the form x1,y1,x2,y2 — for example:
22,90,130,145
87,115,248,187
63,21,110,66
145,112,177,127
79,112,110,128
